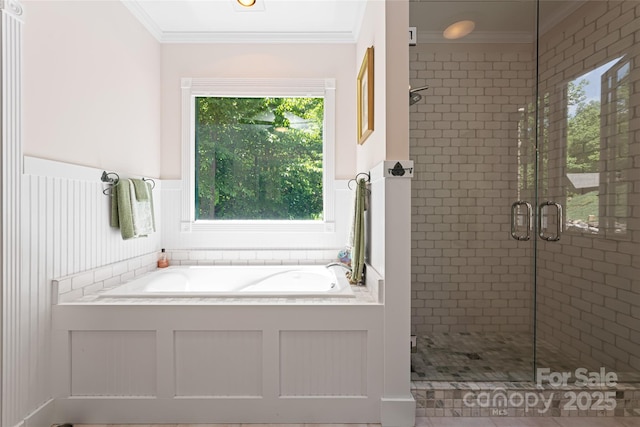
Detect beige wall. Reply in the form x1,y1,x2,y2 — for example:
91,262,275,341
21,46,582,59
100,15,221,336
22,1,404,181
410,43,535,334
160,43,357,180
384,1,410,162
23,0,162,178
355,0,386,172
355,0,410,173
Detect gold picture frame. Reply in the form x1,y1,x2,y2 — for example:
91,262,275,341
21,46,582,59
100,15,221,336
357,46,374,145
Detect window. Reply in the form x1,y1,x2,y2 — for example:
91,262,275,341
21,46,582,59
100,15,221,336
195,96,324,220
181,78,336,233
564,57,630,237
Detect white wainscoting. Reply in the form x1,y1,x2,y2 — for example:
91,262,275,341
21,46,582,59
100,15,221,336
13,157,161,427
52,305,384,424
23,157,162,278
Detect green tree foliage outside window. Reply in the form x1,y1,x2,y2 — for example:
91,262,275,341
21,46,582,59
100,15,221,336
195,97,324,220
567,79,600,175
566,78,600,226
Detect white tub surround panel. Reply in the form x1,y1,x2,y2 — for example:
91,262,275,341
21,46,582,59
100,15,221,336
280,330,367,396
175,331,262,397
52,305,384,424
70,331,157,396
370,161,416,427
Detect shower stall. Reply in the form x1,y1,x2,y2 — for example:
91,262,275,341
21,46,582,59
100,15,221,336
410,0,639,384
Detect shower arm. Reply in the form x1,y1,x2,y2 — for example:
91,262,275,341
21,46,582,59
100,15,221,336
410,85,430,94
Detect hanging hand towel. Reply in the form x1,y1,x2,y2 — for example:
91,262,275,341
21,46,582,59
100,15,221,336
110,184,120,228
111,178,155,240
348,177,366,284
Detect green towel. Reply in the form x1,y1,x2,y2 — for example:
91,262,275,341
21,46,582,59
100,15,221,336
110,184,119,228
109,179,155,240
116,180,136,239
148,181,156,233
131,178,149,201
348,178,366,284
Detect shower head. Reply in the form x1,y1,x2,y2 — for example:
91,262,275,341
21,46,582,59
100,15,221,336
409,85,429,106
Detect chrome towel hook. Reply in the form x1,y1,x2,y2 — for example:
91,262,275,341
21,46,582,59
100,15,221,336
101,171,156,195
142,177,156,190
101,171,120,195
348,172,370,190
100,171,119,185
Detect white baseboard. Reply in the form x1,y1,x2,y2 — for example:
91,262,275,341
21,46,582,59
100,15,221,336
53,397,380,424
380,396,416,427
21,399,55,427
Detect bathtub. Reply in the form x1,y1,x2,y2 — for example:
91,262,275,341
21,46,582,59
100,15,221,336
100,264,355,298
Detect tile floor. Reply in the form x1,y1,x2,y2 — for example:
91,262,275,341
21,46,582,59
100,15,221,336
410,380,640,418
418,417,640,426
411,332,640,383
76,420,640,427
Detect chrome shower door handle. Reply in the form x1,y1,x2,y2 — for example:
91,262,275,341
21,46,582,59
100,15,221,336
511,201,532,241
538,201,563,241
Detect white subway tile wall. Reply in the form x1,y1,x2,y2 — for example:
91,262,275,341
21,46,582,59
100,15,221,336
410,0,640,379
410,46,536,334
53,252,157,303
536,1,640,375
165,249,339,266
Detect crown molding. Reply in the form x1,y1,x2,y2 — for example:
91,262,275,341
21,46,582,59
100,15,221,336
121,0,363,44
121,0,163,42
159,31,357,44
418,30,533,44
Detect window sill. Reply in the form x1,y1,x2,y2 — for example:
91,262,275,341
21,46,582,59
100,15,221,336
181,220,336,233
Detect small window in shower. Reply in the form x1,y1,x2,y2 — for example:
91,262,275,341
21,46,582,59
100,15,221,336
565,56,630,237
194,96,324,221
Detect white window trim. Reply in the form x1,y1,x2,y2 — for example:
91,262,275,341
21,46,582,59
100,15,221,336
180,77,336,233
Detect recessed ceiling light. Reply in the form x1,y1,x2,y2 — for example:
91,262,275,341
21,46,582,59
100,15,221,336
443,20,475,40
233,0,264,11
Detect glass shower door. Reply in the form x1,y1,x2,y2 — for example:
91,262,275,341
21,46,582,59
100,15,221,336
409,0,539,383
536,0,640,385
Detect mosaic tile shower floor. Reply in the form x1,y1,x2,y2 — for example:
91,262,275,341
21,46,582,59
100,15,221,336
410,333,640,417
411,332,639,382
